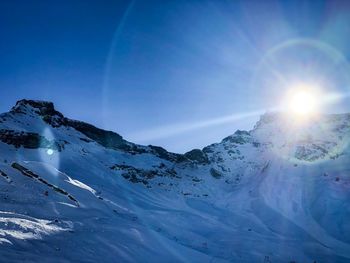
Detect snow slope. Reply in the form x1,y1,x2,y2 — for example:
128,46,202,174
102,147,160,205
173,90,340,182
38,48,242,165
0,99,350,262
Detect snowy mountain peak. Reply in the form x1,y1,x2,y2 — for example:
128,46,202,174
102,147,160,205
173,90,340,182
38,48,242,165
2,99,188,164
253,111,350,132
9,99,65,128
11,99,61,116
249,112,350,163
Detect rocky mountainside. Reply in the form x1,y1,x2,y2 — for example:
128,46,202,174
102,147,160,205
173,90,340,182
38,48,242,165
0,99,350,262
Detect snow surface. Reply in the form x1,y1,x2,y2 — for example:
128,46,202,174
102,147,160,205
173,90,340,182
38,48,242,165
0,100,349,262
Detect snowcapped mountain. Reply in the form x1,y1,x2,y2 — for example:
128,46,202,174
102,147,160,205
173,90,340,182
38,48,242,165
1,99,350,262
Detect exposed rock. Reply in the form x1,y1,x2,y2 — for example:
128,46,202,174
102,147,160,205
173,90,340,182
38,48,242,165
184,149,209,164
11,162,78,204
66,120,129,150
11,99,66,127
222,130,251,144
148,145,185,163
0,169,11,183
210,168,222,179
294,144,328,161
110,163,178,184
0,129,62,150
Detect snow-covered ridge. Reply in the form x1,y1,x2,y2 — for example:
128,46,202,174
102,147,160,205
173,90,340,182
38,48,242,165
0,99,350,262
2,99,186,162
5,99,350,164
251,112,350,162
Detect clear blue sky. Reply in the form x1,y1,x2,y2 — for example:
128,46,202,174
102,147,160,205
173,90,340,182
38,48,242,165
1,0,350,153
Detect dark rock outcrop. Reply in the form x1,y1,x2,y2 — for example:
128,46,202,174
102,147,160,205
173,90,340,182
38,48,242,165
222,130,251,145
66,120,129,150
184,149,209,164
110,164,178,185
148,145,185,163
11,162,78,204
0,129,61,150
210,168,222,179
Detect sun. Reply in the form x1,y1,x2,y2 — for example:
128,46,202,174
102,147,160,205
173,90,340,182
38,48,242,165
285,83,320,118
289,90,316,115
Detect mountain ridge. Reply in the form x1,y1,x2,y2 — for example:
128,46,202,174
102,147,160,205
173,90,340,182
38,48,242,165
7,99,350,162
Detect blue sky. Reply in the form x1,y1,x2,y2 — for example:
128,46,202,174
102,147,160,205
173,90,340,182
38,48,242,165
1,0,350,152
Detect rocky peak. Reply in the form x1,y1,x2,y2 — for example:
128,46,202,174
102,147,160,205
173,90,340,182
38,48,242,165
11,99,65,127
221,130,251,145
249,112,350,162
252,112,282,130
11,99,57,114
184,149,209,164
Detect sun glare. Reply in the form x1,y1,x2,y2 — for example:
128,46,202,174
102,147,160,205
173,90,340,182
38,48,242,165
285,83,320,118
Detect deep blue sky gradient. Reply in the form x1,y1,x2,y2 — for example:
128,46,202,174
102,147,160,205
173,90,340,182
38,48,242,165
1,0,350,152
